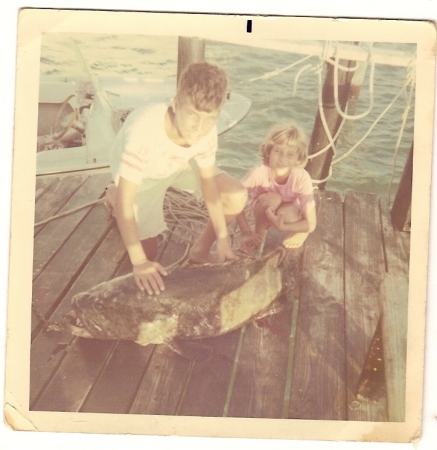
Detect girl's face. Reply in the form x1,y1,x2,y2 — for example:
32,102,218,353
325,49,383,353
268,143,302,178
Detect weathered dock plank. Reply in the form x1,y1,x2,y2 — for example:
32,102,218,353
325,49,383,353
35,176,58,202
380,273,408,422
80,341,155,414
33,337,116,412
31,202,113,335
226,306,295,419
379,196,409,422
129,344,192,415
34,174,88,234
30,225,127,408
177,330,241,417
33,173,112,279
344,191,387,421
288,190,347,420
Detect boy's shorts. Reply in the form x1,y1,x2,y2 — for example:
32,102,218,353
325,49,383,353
133,162,203,240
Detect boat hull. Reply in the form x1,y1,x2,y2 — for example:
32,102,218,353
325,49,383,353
37,75,251,175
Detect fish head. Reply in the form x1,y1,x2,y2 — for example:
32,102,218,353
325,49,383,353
63,290,127,340
63,278,145,341
63,275,176,343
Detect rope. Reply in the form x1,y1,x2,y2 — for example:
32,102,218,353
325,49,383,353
34,198,104,227
306,42,347,165
292,64,314,97
332,49,375,121
309,45,416,185
331,61,416,167
244,54,314,83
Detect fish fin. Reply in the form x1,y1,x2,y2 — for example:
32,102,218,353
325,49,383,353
253,299,293,339
253,297,286,324
165,339,213,361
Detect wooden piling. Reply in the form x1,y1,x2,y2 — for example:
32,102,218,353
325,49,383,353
390,143,413,232
305,57,356,189
177,37,206,85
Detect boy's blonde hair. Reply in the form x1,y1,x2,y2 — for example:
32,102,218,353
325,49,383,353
176,62,228,112
261,123,310,168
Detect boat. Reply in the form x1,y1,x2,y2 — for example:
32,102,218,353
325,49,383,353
36,74,252,175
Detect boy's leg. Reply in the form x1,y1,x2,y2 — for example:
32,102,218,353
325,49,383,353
189,172,247,263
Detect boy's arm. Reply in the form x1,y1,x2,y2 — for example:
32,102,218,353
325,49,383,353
114,176,167,294
198,165,236,262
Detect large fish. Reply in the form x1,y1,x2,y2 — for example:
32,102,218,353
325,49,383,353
63,247,298,358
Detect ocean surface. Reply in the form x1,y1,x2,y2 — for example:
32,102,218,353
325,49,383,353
40,33,416,196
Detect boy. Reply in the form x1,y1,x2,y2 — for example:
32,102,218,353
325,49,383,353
107,62,247,295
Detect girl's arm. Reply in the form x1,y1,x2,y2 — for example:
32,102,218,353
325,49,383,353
268,206,317,249
266,205,316,233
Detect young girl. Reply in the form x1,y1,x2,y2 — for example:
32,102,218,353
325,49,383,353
237,123,317,251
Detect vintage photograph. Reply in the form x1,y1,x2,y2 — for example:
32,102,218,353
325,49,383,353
6,9,436,443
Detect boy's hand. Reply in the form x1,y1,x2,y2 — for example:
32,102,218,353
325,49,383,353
133,261,168,295
216,236,237,262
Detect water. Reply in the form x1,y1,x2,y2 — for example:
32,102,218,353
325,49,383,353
40,33,416,195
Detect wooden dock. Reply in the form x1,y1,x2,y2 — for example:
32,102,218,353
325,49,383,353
30,172,410,421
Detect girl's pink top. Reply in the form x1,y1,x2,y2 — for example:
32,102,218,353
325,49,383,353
242,164,315,212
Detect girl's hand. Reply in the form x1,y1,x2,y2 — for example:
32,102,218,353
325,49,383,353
133,261,168,295
216,236,237,262
265,207,286,231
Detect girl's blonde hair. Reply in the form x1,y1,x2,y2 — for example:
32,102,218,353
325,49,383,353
261,123,310,168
